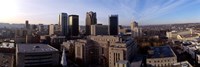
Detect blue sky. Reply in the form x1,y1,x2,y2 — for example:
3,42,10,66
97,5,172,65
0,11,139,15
1,0,200,25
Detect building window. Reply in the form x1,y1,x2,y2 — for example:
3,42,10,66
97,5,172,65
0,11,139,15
77,46,81,56
102,48,104,54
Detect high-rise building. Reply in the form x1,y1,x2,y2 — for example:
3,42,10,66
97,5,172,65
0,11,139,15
91,24,108,35
130,21,142,37
85,11,97,35
59,13,68,37
25,20,30,29
109,15,118,35
49,24,60,35
130,21,138,30
38,24,44,32
49,24,55,35
69,15,79,36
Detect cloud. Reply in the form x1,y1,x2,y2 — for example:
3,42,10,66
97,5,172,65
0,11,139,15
112,0,200,23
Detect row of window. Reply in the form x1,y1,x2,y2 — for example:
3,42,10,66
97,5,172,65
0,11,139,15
148,59,175,63
92,38,117,42
154,63,172,67
25,54,52,57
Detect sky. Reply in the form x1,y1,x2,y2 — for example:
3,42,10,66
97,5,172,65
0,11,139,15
0,0,200,25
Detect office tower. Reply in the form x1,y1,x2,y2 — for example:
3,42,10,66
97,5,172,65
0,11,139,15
130,21,142,37
69,15,79,36
25,20,30,29
59,13,69,36
38,24,44,32
16,44,59,67
49,24,55,35
49,24,60,35
109,15,118,35
91,24,108,35
130,21,138,29
85,11,97,35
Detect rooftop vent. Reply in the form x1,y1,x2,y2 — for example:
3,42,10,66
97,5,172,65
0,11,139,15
34,46,40,48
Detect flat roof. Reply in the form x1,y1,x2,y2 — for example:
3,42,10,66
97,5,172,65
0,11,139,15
180,34,199,38
17,44,58,53
147,46,175,58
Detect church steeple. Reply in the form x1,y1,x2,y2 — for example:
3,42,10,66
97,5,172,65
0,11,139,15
61,48,67,67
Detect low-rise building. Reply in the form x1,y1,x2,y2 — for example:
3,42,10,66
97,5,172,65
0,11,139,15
91,24,108,36
62,35,138,67
146,46,177,67
16,44,59,67
177,34,199,41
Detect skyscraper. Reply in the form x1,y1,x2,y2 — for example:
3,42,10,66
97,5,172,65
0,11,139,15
25,20,30,29
130,21,138,29
130,21,142,37
49,24,55,35
59,13,68,37
109,15,118,35
69,15,79,36
85,11,97,35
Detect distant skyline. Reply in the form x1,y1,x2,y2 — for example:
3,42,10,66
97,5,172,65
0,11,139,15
0,0,200,25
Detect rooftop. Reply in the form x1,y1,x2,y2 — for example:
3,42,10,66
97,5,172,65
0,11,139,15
180,34,199,38
17,44,58,53
147,45,175,58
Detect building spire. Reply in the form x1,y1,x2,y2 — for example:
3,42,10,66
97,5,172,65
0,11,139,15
61,48,67,67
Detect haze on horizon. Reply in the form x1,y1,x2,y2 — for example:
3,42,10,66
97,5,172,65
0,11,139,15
0,0,200,25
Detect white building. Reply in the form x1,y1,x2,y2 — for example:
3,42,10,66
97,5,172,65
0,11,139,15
0,40,15,48
130,21,142,37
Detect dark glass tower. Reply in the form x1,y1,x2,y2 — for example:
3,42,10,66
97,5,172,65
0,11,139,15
59,13,68,37
109,15,118,35
25,20,30,29
85,11,97,35
69,15,79,36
